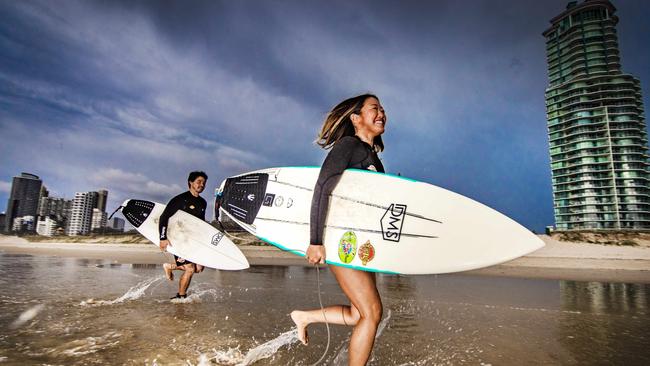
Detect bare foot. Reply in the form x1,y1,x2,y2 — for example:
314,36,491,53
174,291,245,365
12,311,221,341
290,310,309,345
163,263,175,281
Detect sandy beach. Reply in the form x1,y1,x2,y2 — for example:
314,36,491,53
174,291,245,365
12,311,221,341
1,233,649,365
1,234,649,283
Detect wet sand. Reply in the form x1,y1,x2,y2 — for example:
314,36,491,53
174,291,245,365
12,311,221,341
0,255,648,365
1,235,649,365
1,235,649,283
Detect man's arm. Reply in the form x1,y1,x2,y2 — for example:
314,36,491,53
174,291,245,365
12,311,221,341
159,195,183,250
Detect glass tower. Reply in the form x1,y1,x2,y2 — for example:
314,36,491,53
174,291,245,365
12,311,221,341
4,172,43,233
544,0,650,230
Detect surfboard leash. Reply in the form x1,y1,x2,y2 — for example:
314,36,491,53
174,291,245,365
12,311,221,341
221,229,331,365
311,263,331,366
107,205,123,220
282,247,331,366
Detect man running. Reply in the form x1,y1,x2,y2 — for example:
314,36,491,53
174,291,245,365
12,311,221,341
159,171,208,299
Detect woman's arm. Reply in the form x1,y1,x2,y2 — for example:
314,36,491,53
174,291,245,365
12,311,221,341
310,137,357,246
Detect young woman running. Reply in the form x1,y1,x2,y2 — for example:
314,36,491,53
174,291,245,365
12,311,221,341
291,93,386,366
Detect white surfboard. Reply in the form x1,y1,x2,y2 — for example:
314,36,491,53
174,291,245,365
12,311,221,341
119,199,249,270
216,167,543,275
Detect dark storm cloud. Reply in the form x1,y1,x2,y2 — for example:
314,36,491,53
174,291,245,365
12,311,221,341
1,0,649,231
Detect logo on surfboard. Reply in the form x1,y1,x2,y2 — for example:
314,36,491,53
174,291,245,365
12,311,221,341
262,193,294,208
211,232,224,246
381,203,407,242
263,193,275,206
338,231,357,264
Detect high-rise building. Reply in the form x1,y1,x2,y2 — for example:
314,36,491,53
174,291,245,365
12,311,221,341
544,0,650,230
91,208,107,232
38,197,68,221
107,217,125,232
4,172,43,233
96,189,108,212
39,185,49,203
12,215,35,232
87,191,99,212
63,199,73,223
66,192,95,236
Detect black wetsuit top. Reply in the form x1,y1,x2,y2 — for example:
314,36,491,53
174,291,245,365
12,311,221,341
310,135,385,245
159,191,207,265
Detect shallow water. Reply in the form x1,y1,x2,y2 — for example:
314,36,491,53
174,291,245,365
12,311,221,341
0,253,648,365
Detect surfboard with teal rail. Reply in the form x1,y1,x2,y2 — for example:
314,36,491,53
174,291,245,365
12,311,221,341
216,167,543,275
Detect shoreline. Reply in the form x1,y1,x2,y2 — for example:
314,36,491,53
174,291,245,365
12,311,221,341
1,235,649,284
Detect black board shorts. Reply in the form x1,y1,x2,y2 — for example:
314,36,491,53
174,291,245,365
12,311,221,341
174,255,195,267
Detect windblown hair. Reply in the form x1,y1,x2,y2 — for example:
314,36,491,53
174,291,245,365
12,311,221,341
316,93,384,152
187,171,208,187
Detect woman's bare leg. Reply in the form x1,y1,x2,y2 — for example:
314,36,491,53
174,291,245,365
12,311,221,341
331,266,382,366
291,303,360,344
290,265,382,366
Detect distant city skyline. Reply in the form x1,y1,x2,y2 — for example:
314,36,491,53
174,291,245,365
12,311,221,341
2,0,649,232
3,171,118,235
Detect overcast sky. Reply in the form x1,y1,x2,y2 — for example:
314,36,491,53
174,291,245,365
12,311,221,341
1,0,649,232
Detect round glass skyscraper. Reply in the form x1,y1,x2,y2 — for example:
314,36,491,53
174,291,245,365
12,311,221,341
544,0,650,230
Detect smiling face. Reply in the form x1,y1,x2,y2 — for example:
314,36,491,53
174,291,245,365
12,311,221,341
188,176,206,196
351,97,386,140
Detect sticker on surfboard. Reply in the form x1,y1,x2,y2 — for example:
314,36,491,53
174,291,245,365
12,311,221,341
359,241,375,266
338,231,357,264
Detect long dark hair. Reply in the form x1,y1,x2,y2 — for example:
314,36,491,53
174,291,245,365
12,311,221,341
315,93,384,152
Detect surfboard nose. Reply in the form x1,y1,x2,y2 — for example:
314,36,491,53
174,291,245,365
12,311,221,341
220,251,250,270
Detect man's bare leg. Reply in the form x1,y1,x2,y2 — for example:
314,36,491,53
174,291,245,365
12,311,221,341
178,264,196,296
163,263,176,281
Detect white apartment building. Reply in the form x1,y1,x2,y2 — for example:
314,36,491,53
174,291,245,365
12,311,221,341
66,192,95,236
91,208,107,231
36,216,58,236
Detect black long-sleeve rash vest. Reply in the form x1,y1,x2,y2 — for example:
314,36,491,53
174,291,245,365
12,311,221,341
310,135,385,245
159,191,206,240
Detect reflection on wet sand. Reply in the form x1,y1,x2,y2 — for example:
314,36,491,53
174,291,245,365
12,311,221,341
560,281,649,365
561,281,649,314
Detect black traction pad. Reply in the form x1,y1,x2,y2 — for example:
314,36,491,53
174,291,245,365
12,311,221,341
122,200,155,228
220,173,269,225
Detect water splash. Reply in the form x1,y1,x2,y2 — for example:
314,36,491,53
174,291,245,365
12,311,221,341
331,309,392,365
210,329,299,366
170,288,220,304
48,331,122,356
10,304,45,329
196,353,211,366
80,277,162,306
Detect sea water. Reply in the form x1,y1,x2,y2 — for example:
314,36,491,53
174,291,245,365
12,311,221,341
0,253,648,365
